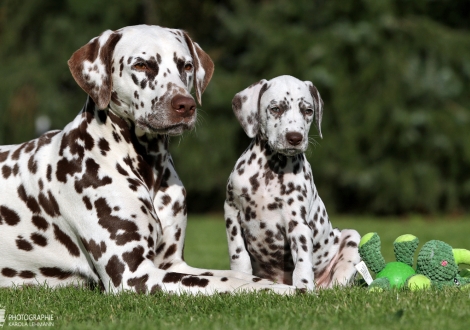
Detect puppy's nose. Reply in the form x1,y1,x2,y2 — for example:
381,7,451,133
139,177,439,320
171,95,196,117
286,132,303,146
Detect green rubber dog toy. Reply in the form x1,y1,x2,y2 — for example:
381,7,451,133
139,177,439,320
359,232,470,291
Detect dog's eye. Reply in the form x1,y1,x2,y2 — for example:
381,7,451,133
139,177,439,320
304,108,314,116
133,63,148,71
184,63,193,71
270,107,280,113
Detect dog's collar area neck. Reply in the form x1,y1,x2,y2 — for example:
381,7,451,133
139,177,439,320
132,127,170,154
254,136,299,159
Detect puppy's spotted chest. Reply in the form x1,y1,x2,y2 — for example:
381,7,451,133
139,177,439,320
225,75,361,290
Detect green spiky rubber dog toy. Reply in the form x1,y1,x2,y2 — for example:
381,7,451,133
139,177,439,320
359,232,470,291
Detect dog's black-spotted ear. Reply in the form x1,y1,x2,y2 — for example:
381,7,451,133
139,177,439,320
232,80,269,138
183,32,214,105
304,81,324,139
68,30,122,110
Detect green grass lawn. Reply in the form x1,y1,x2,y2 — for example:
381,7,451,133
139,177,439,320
1,215,469,330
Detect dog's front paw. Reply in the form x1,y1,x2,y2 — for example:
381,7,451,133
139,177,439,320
234,282,296,295
293,278,315,291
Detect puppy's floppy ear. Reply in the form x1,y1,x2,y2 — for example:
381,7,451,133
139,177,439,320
68,30,122,109
183,32,214,105
232,79,269,138
305,81,324,138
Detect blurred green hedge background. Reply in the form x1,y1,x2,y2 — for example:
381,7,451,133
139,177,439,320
1,0,470,215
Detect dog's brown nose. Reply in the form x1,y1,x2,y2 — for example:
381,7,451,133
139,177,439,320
286,132,303,146
171,95,196,117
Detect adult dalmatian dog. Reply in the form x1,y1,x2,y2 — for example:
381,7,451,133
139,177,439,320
0,25,294,295
225,75,361,290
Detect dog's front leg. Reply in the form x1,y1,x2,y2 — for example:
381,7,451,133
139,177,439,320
152,156,188,269
224,199,253,275
287,220,316,291
97,246,285,295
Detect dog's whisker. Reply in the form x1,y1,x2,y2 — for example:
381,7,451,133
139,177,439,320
308,136,320,148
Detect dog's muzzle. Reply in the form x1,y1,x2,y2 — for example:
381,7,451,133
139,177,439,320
276,131,305,156
137,94,197,136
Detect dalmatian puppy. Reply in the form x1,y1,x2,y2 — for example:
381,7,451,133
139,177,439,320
225,75,361,290
0,25,294,295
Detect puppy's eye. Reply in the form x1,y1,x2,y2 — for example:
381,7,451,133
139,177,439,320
133,63,148,71
270,107,280,113
184,63,193,71
305,108,314,116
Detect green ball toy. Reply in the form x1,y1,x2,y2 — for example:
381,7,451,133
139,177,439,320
375,262,415,288
406,274,431,291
